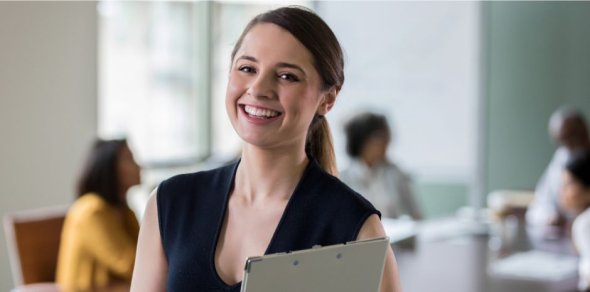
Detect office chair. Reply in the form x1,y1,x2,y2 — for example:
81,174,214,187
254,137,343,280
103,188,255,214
3,206,68,286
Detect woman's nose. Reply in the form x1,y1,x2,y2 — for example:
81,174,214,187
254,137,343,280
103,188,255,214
248,72,276,99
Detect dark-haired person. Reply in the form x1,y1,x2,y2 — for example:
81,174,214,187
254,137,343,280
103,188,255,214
340,112,422,220
131,6,401,292
527,107,590,228
559,151,590,291
57,139,141,290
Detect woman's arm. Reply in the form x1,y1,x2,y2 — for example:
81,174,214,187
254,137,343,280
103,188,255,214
130,189,168,291
357,214,402,292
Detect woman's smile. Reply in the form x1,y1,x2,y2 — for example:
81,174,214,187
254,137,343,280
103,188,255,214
239,104,283,125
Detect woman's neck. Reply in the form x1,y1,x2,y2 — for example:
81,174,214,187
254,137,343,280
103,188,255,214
235,144,308,205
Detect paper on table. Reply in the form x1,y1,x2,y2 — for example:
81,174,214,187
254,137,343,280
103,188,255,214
490,250,578,282
420,217,489,241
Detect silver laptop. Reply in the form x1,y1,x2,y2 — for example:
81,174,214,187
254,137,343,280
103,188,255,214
241,237,390,292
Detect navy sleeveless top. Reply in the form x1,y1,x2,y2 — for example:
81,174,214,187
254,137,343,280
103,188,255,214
157,159,380,291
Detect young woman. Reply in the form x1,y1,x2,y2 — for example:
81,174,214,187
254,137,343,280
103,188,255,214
57,139,141,290
559,151,590,291
131,7,401,292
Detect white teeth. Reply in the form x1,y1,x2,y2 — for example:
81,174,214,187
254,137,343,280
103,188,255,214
244,105,279,118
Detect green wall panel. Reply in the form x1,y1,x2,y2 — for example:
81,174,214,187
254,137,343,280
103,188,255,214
484,2,590,200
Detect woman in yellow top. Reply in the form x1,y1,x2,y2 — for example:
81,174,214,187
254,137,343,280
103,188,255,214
57,139,141,290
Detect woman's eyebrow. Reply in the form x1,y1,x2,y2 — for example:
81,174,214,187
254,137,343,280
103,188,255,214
236,55,306,76
237,55,257,63
277,62,306,76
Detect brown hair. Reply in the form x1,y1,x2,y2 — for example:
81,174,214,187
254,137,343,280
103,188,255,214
77,138,128,206
344,112,391,158
231,6,344,176
566,151,590,189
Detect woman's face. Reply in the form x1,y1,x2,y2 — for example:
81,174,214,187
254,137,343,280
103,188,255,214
226,23,335,150
117,144,141,197
560,170,590,213
361,131,390,168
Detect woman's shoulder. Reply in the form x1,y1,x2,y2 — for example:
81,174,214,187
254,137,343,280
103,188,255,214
308,162,378,214
65,193,112,223
156,161,238,210
292,161,381,242
70,193,109,212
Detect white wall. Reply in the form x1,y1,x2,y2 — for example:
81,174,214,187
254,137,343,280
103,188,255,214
316,2,481,182
0,2,97,290
313,2,482,216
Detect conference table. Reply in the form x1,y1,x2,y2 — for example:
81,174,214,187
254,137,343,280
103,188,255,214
13,215,578,292
387,215,579,292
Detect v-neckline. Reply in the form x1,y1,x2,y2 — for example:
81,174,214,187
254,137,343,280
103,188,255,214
210,159,314,288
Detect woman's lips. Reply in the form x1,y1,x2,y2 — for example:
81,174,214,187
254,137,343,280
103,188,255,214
239,104,282,124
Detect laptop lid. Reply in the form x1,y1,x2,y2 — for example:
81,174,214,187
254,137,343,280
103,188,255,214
241,237,390,292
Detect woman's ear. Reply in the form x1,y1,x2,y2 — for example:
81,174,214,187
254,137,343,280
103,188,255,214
317,87,338,116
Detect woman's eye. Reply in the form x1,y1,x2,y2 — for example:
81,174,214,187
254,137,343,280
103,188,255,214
238,66,255,73
278,73,299,82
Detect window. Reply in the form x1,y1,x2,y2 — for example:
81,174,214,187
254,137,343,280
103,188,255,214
99,1,308,166
99,1,209,166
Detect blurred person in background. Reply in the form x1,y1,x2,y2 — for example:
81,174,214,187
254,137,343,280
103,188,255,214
57,139,141,290
527,107,590,229
340,112,422,220
559,151,590,291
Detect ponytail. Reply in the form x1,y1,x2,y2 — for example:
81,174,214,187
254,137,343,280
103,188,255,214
306,115,338,176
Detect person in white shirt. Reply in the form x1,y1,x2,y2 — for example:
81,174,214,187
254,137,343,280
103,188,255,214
559,151,590,291
340,112,422,220
527,107,590,227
